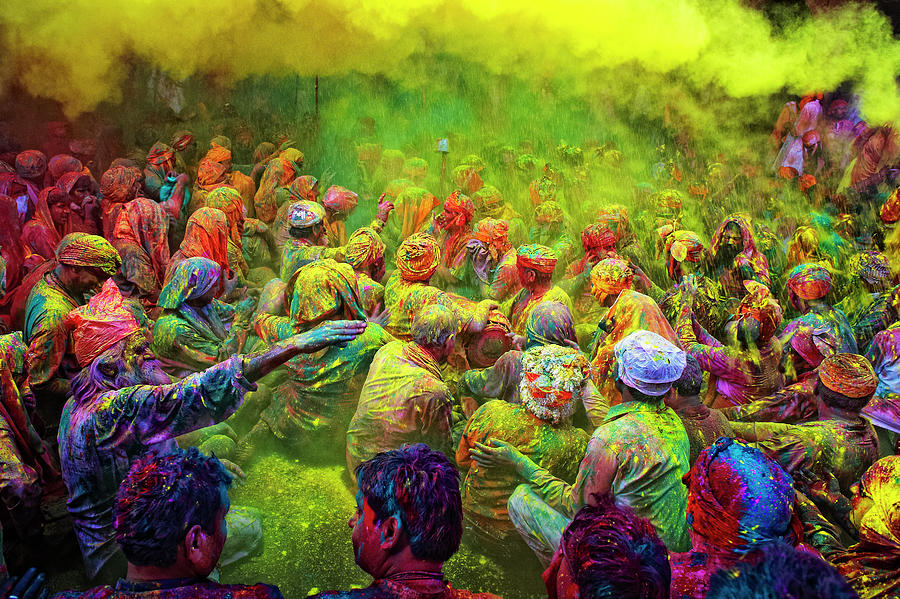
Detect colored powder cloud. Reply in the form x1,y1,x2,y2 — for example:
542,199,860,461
1,0,898,122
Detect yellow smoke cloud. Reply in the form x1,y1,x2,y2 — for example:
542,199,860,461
2,0,898,122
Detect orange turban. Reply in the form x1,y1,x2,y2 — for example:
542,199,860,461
787,263,832,301
473,218,510,253
396,233,441,281
205,143,231,163
65,279,140,367
146,142,175,167
517,244,557,274
345,227,386,269
443,190,475,224
819,353,877,399
590,257,633,300
100,166,141,204
196,158,229,188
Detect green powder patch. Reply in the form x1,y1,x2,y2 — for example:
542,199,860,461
221,452,545,598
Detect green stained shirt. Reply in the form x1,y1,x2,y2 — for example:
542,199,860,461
151,299,247,376
730,417,879,496
520,399,691,552
279,239,344,281
254,315,394,440
23,273,82,391
457,400,587,540
346,341,455,472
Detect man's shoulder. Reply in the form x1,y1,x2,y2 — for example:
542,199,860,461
591,405,686,444
26,278,74,320
373,339,405,357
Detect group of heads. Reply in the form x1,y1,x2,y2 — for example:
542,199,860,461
112,436,875,599
112,443,466,584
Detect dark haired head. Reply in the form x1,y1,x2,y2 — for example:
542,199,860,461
674,354,703,397
559,494,670,599
354,443,462,563
114,447,232,567
815,380,872,413
706,542,858,599
615,378,662,404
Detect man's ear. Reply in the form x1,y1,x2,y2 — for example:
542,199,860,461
378,515,403,551
185,524,205,552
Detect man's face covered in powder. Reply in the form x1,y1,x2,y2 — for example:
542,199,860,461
123,335,170,387
717,222,744,263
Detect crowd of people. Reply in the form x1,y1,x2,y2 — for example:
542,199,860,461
0,88,899,598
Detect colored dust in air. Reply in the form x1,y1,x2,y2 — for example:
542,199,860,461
4,1,900,596
221,451,544,598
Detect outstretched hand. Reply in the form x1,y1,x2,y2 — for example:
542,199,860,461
376,193,395,223
292,320,368,353
469,439,525,471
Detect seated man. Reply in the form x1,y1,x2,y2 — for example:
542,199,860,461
677,280,783,408
280,198,394,282
707,214,770,299
457,345,590,554
542,494,671,599
239,259,393,461
669,437,806,599
588,262,677,406
346,305,458,475
54,448,284,599
279,201,340,281
730,353,880,531
561,223,617,324
383,233,494,341
722,322,838,425
502,244,573,337
429,190,476,296
473,330,691,563
464,218,520,303
24,233,122,422
836,250,893,350
782,263,858,354
344,227,388,318
311,444,499,599
58,279,366,581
